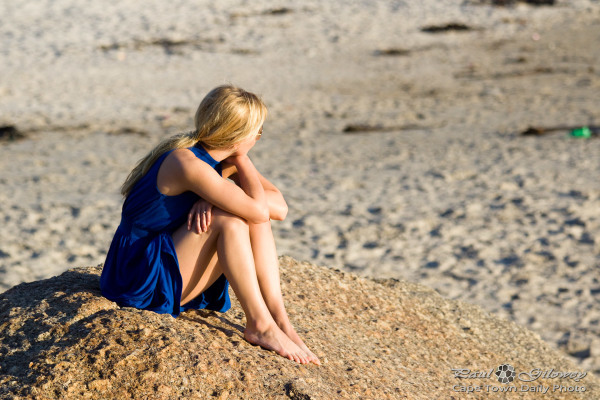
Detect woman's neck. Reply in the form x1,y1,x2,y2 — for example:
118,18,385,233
202,145,235,162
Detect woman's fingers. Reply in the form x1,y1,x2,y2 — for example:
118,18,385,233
187,200,213,233
201,210,207,232
187,207,195,230
195,211,202,233
201,205,213,232
206,204,213,230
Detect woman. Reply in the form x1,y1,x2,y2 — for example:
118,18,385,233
100,85,319,365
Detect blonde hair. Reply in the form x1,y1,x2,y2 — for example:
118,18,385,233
120,85,267,197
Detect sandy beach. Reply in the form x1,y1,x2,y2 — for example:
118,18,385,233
1,0,599,373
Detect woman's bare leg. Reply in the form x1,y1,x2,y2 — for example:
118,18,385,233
249,221,321,365
173,208,309,364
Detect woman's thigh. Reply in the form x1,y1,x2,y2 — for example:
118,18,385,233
172,207,249,305
172,221,222,304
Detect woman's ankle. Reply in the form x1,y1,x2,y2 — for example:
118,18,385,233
245,317,277,334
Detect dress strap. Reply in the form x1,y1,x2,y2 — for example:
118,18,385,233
189,143,221,172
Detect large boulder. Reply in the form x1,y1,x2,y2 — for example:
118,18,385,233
0,256,597,399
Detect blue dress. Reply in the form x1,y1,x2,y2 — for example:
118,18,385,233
100,144,231,317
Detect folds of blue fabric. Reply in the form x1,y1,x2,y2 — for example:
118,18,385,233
100,226,231,317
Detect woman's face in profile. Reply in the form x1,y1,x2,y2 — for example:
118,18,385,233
232,127,262,156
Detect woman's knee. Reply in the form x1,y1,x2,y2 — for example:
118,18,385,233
212,208,248,232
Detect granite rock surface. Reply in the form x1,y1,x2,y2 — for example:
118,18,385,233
0,257,597,399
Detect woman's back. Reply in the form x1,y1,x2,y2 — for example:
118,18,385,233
100,145,229,316
121,145,222,238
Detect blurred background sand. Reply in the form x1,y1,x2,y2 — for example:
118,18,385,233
1,0,599,372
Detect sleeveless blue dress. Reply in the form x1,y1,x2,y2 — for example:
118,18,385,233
100,144,231,317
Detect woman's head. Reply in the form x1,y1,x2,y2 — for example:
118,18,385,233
194,85,267,149
120,85,267,197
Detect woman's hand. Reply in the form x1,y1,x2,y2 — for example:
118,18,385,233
229,131,259,159
187,199,213,233
224,153,250,168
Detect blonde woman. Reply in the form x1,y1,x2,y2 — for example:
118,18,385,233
100,85,319,365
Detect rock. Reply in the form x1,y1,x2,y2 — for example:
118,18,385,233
0,125,26,142
0,256,597,399
564,331,593,359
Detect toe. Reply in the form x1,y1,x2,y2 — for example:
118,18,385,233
302,354,310,364
296,352,306,364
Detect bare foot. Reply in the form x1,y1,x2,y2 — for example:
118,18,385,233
279,324,321,365
244,323,310,364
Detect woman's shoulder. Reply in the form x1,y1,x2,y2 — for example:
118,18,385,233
156,148,218,195
167,146,217,166
163,148,214,175
168,147,196,161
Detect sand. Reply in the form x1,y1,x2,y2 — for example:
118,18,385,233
1,0,599,372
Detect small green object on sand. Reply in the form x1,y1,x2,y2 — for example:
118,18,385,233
570,126,592,138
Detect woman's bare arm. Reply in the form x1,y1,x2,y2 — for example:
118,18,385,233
222,162,288,221
157,149,270,224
